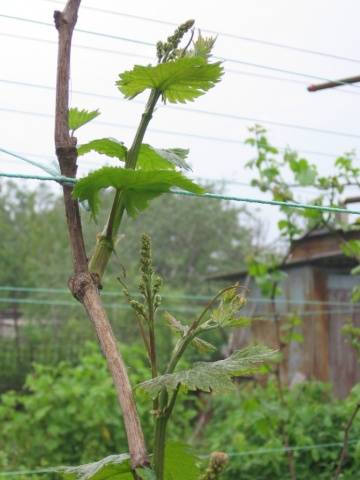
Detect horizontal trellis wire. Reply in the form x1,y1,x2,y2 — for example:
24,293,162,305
0,170,359,215
0,440,357,476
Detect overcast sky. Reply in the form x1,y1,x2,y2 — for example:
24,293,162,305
1,0,360,237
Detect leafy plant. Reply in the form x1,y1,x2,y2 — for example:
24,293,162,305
3,360,360,480
201,381,360,480
50,3,272,479
119,234,275,479
245,125,360,479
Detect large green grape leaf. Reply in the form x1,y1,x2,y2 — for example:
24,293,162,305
68,108,100,132
164,443,200,480
76,139,190,171
138,145,191,171
138,345,276,398
73,167,205,217
77,138,127,161
116,57,223,103
57,445,196,480
60,454,132,479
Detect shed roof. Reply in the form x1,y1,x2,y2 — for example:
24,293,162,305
208,228,360,282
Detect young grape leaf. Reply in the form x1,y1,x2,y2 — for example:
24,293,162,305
77,138,127,161
117,56,223,103
341,240,360,260
164,443,200,480
73,167,205,217
164,312,216,353
203,290,249,330
187,33,217,60
68,108,100,132
192,337,217,353
138,345,276,398
60,454,132,479
138,145,191,171
286,151,318,186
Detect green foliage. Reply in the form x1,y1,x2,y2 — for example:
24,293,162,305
352,286,360,303
77,138,127,161
137,468,157,480
245,125,360,312
138,345,276,398
247,257,287,298
341,240,360,263
60,443,198,480
117,57,223,104
73,167,204,217
163,443,200,480
77,140,191,172
68,108,100,133
285,151,318,186
119,191,254,290
187,33,216,60
62,454,132,480
340,240,360,302
201,381,360,480
245,125,360,239
3,353,360,479
280,313,304,345
164,313,216,354
138,145,191,171
205,287,249,329
343,322,360,357
334,153,360,185
0,343,195,470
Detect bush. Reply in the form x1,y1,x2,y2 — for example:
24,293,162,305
200,381,360,479
1,344,360,479
0,342,195,470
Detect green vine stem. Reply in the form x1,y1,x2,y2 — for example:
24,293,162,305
88,90,161,278
152,286,237,479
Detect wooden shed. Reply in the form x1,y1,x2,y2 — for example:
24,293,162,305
210,229,360,398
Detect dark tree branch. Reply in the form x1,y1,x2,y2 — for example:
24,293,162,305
54,0,87,273
332,402,360,480
53,0,148,469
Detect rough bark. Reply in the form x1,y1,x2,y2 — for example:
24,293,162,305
53,0,148,468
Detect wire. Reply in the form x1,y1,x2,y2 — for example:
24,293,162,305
2,79,360,140
0,286,212,301
0,171,73,183
0,440,356,476
2,14,360,90
0,167,359,215
0,468,57,477
0,286,357,307
171,190,360,215
0,296,355,321
0,32,153,61
215,55,360,88
224,440,358,458
0,147,58,176
0,286,356,308
3,147,358,200
0,297,199,314
40,0,360,66
2,32,360,98
1,106,360,154
0,14,154,46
